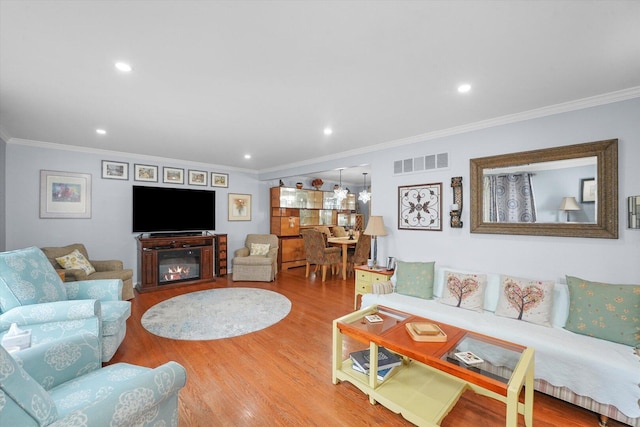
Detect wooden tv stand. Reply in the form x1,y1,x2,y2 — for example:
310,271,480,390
136,234,215,292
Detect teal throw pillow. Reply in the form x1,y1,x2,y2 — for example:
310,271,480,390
395,261,435,300
565,275,640,347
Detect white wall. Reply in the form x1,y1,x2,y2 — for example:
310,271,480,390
4,98,640,286
4,142,267,284
267,97,640,284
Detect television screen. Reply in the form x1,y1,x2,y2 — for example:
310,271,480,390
132,186,215,233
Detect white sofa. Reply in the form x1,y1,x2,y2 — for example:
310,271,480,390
361,266,639,426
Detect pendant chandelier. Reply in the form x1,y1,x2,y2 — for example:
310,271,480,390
358,172,371,204
334,169,348,202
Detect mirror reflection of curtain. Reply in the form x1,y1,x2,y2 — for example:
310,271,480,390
483,173,537,223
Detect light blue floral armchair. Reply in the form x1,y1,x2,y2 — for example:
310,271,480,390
0,333,187,426
0,247,131,361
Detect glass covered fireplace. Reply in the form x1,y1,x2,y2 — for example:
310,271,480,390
157,248,201,285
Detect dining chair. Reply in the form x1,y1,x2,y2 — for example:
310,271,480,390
300,229,341,282
347,233,371,276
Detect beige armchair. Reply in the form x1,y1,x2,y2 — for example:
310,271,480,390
41,243,134,300
232,234,279,282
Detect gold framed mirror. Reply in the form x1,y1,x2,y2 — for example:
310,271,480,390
470,139,618,238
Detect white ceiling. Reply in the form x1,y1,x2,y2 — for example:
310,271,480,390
1,1,639,181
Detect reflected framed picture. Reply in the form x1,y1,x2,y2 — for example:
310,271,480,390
398,182,442,231
188,170,208,186
228,193,251,221
580,178,596,203
40,170,92,218
211,172,229,188
134,164,158,182
101,160,128,180
163,167,184,184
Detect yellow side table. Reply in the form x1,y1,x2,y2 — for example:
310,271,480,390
353,266,394,309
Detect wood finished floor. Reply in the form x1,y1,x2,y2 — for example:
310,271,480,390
108,267,623,427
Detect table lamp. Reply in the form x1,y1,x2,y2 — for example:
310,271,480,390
364,216,388,269
559,196,580,222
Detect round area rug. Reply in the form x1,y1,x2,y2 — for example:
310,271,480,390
141,287,292,340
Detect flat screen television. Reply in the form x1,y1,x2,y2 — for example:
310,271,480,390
132,186,215,234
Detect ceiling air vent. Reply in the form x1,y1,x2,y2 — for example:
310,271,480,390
394,152,449,175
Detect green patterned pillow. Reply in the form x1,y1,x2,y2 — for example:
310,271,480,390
395,261,435,299
565,276,640,347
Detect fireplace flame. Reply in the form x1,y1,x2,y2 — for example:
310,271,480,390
163,265,191,281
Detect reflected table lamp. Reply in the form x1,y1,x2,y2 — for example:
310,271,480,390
559,197,581,222
364,216,388,269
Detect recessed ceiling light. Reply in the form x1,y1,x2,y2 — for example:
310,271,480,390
115,62,132,72
324,127,333,136
458,84,471,93
244,154,251,159
96,129,107,135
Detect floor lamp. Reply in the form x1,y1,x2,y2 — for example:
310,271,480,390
363,216,388,269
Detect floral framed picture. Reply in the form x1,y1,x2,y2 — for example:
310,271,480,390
188,169,208,186
101,160,129,180
163,167,184,184
134,164,158,182
398,182,443,231
228,193,251,221
211,172,229,188
40,170,92,218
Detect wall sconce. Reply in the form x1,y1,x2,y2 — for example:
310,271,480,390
559,196,581,222
629,196,640,229
450,177,463,228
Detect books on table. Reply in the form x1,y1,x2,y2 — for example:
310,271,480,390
349,347,402,374
351,363,396,381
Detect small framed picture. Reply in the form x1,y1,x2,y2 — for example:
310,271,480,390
163,167,184,184
101,160,128,180
40,170,92,218
134,164,158,182
228,193,251,221
188,170,208,186
211,172,229,188
580,177,596,203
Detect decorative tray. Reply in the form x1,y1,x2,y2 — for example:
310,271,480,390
405,322,447,342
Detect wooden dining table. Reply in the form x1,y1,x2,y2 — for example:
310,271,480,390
327,237,358,280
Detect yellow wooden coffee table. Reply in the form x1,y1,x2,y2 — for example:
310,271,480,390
332,305,534,426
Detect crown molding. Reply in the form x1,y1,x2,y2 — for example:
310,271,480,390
259,86,640,175
7,137,257,175
0,125,11,142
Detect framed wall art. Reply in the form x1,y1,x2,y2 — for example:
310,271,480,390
398,182,443,231
228,193,251,221
134,164,158,182
163,167,184,184
580,177,596,203
211,172,229,188
101,160,128,180
188,169,208,186
40,170,92,218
